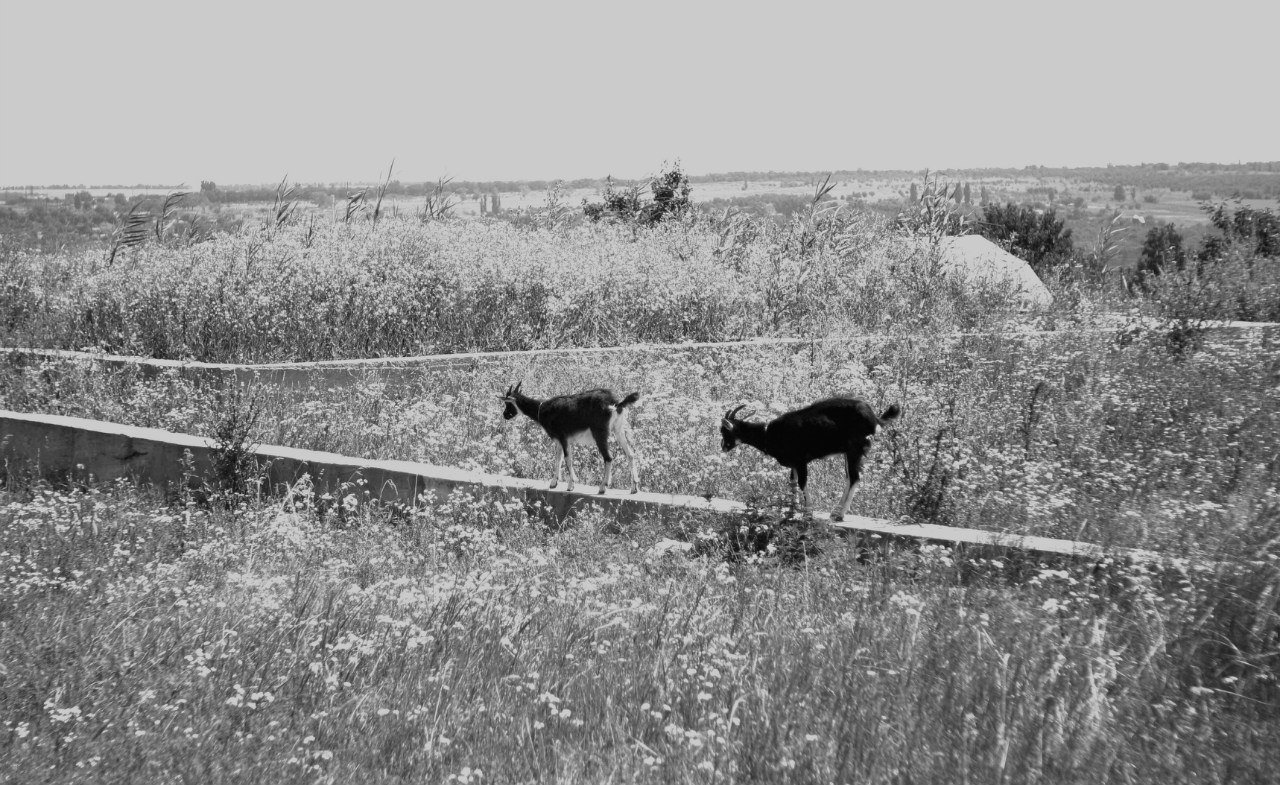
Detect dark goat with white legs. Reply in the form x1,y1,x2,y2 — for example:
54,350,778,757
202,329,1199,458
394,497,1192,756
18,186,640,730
720,397,900,520
500,382,641,494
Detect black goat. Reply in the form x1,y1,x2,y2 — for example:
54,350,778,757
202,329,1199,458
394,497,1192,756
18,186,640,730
500,382,641,494
720,397,900,520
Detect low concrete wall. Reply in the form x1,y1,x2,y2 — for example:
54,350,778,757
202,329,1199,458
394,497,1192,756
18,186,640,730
0,410,745,524
6,320,1275,390
2,409,1155,566
0,339,813,390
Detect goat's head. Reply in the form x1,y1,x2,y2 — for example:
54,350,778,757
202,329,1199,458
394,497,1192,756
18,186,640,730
720,404,749,451
499,382,523,420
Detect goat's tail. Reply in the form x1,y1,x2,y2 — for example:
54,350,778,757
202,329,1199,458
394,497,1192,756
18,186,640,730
616,391,641,413
879,404,901,424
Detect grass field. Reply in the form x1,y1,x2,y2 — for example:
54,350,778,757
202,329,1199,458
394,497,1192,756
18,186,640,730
2,202,1279,782
3,482,1278,783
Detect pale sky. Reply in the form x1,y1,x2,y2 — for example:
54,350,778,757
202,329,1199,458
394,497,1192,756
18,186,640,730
1,0,1275,187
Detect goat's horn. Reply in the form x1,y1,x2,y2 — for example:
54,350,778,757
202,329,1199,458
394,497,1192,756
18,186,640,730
725,404,748,420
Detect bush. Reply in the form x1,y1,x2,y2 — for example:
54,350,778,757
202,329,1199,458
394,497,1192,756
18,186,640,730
977,203,1074,272
1201,199,1280,260
582,163,691,226
1144,243,1280,323
1137,223,1187,278
1141,200,1280,324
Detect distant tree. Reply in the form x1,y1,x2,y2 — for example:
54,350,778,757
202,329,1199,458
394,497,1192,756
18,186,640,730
1130,187,1137,202
1137,223,1186,276
1113,184,1126,202
979,186,990,205
963,182,971,204
909,183,919,202
978,203,1074,271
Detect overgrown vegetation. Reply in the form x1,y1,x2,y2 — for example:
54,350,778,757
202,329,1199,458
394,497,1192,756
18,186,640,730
1,201,1069,362
1138,200,1280,323
3,162,1280,783
1,483,1276,783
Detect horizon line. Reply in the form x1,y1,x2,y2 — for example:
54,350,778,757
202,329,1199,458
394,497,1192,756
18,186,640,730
3,160,1278,191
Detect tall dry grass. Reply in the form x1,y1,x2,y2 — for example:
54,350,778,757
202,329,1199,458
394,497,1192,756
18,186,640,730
1,484,1275,783
1,213,1065,363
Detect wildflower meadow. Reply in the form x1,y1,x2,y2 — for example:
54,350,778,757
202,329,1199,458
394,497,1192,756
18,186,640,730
2,483,1277,783
2,207,1279,782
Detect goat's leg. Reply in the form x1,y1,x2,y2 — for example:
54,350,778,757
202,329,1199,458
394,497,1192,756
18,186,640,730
550,440,565,489
615,418,640,493
795,464,810,515
564,441,577,492
591,427,613,495
833,451,865,521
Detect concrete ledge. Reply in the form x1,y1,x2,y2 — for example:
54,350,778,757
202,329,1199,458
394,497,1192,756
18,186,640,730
0,409,739,524
0,339,812,389
2,409,1156,567
5,320,1275,389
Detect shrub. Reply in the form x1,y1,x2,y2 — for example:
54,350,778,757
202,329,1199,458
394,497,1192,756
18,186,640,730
1143,200,1280,324
978,202,1074,272
582,163,691,226
1137,223,1187,278
1201,199,1280,260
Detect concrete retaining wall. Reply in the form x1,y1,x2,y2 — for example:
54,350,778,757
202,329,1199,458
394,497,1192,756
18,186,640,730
1,339,813,390
0,409,735,524
2,409,1155,566
6,320,1275,390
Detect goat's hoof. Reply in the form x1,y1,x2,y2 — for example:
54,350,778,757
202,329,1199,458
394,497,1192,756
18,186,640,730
630,488,639,495
597,487,606,495
549,481,558,489
831,513,844,522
